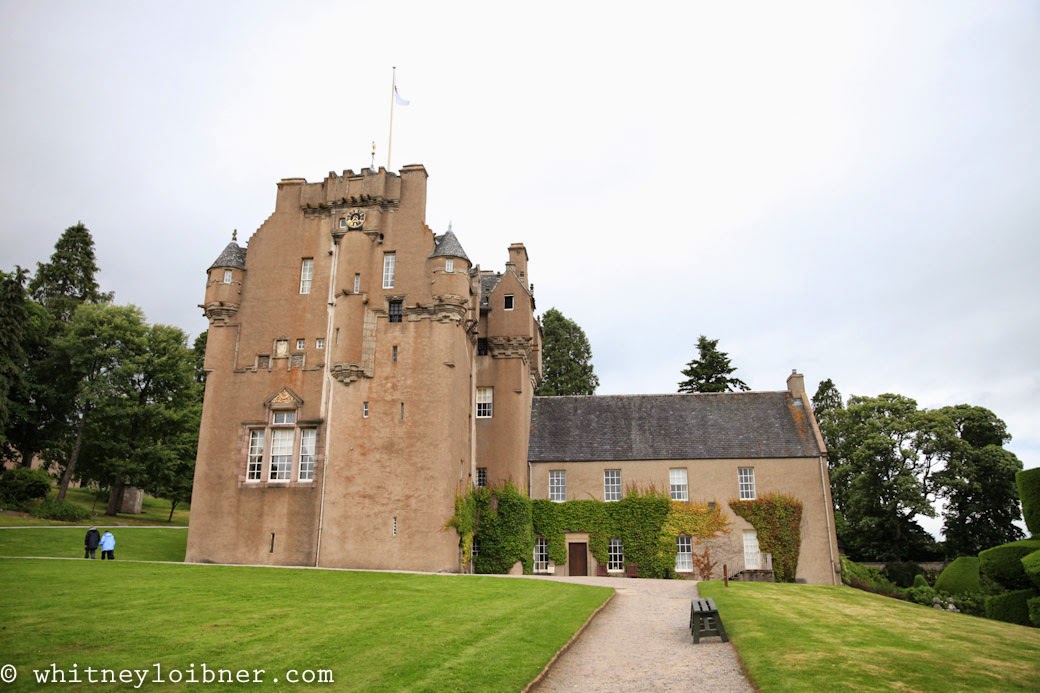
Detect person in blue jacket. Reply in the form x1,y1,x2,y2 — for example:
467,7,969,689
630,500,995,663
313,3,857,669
99,530,116,560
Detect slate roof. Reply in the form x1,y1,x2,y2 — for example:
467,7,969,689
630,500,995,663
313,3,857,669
479,273,502,309
529,392,821,462
208,242,247,271
430,230,470,261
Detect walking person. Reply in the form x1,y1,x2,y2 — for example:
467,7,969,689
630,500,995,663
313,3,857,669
84,526,101,559
99,529,116,560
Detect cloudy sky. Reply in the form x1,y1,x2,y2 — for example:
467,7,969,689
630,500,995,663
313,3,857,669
2,0,1038,497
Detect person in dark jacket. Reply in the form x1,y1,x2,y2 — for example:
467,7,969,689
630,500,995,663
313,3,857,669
84,526,101,559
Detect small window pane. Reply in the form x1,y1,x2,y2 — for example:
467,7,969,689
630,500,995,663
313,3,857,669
534,537,549,572
476,467,487,488
247,430,264,481
300,258,314,294
389,300,403,323
382,253,396,289
445,258,454,273
354,273,361,293
604,469,621,502
476,387,493,418
273,411,296,425
549,470,566,502
676,536,692,572
223,269,233,284
608,538,624,572
298,429,316,481
315,338,325,349
504,294,514,310
739,467,756,500
269,429,294,480
670,468,688,501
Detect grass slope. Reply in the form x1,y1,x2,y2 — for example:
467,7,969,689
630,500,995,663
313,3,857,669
0,486,190,527
0,527,187,562
0,559,611,692
700,581,1040,692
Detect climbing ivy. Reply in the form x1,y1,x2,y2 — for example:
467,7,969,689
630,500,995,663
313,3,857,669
450,486,732,579
729,493,803,582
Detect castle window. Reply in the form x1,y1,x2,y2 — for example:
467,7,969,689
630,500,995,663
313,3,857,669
392,345,398,362
608,538,624,572
477,338,488,356
300,258,314,294
549,470,566,502
670,468,688,501
223,269,233,284
476,387,493,418
604,469,621,502
257,355,271,370
296,339,305,350
354,273,361,293
315,338,325,349
269,428,294,481
298,429,316,481
476,467,487,488
363,402,369,418
339,218,347,229
445,258,454,273
533,537,549,573
273,411,296,425
290,353,304,369
676,536,693,572
388,300,403,323
246,430,264,481
504,294,514,310
738,467,756,500
382,253,396,289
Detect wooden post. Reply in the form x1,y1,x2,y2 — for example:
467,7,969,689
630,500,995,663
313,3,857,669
724,563,729,587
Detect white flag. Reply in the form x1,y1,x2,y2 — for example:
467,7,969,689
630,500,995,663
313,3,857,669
394,86,410,106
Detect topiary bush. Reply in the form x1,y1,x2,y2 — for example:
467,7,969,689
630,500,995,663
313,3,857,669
1028,595,1040,627
912,574,929,588
979,539,1040,590
841,555,903,598
985,589,1037,627
934,556,981,595
1017,467,1040,536
0,467,53,508
29,498,91,522
1023,549,1040,589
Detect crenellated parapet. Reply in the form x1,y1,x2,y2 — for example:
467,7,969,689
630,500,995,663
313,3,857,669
488,335,533,361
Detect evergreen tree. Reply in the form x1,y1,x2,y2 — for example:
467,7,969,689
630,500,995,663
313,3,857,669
0,269,31,443
28,222,111,321
677,336,750,393
536,308,600,396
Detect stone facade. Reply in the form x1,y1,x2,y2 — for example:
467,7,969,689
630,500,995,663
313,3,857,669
186,164,839,584
186,165,540,571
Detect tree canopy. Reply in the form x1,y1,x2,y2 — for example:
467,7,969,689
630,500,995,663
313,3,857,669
813,380,1024,561
677,335,750,393
536,308,599,396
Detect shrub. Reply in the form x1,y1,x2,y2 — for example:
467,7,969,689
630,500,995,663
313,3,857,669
0,467,53,507
905,583,936,606
30,499,91,522
934,556,981,595
473,482,533,574
950,591,987,617
979,539,1040,590
841,555,902,598
912,574,929,588
1029,595,1040,627
985,589,1038,627
1023,549,1040,589
1017,467,1040,535
885,561,923,588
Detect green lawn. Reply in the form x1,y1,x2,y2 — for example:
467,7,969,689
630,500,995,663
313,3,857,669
0,558,611,692
700,580,1040,692
0,526,187,561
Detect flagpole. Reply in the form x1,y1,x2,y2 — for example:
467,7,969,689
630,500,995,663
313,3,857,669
387,66,396,171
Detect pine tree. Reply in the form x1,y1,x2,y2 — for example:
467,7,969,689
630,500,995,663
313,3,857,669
536,308,600,396
28,222,111,321
677,336,749,393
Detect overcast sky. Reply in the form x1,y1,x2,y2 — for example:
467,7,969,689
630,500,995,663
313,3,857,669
2,0,1038,507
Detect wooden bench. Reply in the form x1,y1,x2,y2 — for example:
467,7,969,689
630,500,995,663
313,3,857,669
689,598,729,643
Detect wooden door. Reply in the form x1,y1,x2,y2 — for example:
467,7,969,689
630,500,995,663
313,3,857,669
568,542,588,576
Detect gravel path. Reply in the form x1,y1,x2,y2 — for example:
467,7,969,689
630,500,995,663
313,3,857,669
525,576,754,692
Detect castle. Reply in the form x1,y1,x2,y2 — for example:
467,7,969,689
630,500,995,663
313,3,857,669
186,165,840,584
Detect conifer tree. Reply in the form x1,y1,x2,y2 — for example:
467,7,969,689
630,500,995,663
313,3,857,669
536,308,600,396
677,336,750,393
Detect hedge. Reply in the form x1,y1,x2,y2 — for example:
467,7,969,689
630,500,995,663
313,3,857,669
1022,549,1040,590
979,538,1040,590
1018,467,1040,536
934,556,981,595
0,467,53,507
1029,595,1040,628
985,588,1038,627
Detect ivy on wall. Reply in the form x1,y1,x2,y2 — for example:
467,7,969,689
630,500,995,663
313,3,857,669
729,493,803,582
448,485,733,579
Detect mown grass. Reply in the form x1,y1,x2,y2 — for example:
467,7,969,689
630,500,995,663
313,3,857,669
0,526,187,561
0,558,611,692
700,580,1040,692
0,485,190,527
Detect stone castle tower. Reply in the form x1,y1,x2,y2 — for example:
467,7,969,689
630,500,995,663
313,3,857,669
186,165,541,571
